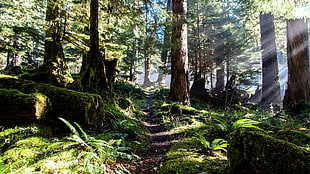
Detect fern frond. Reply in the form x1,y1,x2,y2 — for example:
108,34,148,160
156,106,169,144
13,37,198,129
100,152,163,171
74,122,89,140
232,119,263,131
59,117,79,136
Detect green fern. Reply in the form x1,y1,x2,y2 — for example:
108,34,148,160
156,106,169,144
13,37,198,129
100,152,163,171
50,118,138,173
193,133,228,153
232,119,263,131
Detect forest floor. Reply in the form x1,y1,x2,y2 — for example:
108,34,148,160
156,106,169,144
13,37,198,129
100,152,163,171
129,91,183,173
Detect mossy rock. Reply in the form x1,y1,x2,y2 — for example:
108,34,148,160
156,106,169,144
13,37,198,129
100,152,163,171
228,129,310,174
0,89,50,120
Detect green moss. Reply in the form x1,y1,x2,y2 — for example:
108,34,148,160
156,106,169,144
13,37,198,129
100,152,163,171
2,136,51,173
276,129,310,147
161,138,228,174
0,124,52,152
0,89,50,120
35,149,80,173
229,129,310,174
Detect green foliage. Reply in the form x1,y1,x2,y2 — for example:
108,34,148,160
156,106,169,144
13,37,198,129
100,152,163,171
192,133,228,154
43,118,137,173
114,80,145,100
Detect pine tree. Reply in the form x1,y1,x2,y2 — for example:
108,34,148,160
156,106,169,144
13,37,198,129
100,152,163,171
284,19,310,110
169,0,190,105
259,12,281,106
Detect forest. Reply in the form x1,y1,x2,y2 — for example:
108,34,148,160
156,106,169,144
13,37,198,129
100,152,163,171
0,0,309,173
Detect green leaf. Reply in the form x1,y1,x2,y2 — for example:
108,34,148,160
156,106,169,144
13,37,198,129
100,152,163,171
58,117,79,136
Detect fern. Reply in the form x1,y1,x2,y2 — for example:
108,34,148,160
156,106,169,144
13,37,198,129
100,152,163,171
193,133,228,153
58,117,79,136
54,117,138,173
210,139,229,152
232,119,263,131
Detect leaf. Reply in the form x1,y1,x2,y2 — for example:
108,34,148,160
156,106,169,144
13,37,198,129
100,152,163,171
232,119,263,131
74,122,88,140
211,139,228,152
58,117,79,136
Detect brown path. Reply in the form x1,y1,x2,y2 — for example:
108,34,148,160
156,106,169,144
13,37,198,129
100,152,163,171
129,91,173,174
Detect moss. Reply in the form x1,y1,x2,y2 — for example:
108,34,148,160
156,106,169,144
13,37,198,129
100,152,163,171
0,75,106,129
276,129,310,147
0,89,50,120
161,138,228,174
228,129,310,174
34,149,80,173
0,124,52,152
3,137,50,163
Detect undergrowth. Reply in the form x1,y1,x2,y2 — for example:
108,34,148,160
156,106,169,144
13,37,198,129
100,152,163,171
154,99,310,173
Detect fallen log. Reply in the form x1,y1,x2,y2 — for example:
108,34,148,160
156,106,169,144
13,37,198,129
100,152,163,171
0,75,105,129
0,89,49,120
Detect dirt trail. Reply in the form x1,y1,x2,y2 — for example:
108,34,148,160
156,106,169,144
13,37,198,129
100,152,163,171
129,91,173,174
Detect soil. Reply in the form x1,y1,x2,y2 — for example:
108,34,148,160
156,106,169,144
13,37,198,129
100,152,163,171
129,92,175,174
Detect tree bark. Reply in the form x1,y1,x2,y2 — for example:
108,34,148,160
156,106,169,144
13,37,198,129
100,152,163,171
214,58,225,93
284,19,310,110
259,13,281,106
143,57,152,86
169,0,190,105
79,0,108,93
43,0,72,87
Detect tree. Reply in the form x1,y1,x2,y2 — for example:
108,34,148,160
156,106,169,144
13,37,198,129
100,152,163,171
79,0,108,93
42,0,72,87
259,12,281,106
284,18,310,110
169,0,190,105
0,0,45,70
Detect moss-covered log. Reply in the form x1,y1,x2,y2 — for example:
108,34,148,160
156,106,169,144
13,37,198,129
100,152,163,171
0,75,105,129
228,129,310,174
0,89,49,120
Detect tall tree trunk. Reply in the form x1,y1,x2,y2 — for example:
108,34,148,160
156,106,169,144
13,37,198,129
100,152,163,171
79,0,108,93
169,0,190,105
284,19,310,110
143,56,152,86
43,0,72,87
215,58,225,93
157,0,172,86
259,13,281,106
5,29,20,70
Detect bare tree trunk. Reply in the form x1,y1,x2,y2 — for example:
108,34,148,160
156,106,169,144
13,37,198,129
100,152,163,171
169,0,190,105
284,19,310,110
259,13,281,106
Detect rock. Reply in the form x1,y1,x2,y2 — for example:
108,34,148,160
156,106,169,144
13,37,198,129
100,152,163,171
228,129,310,174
